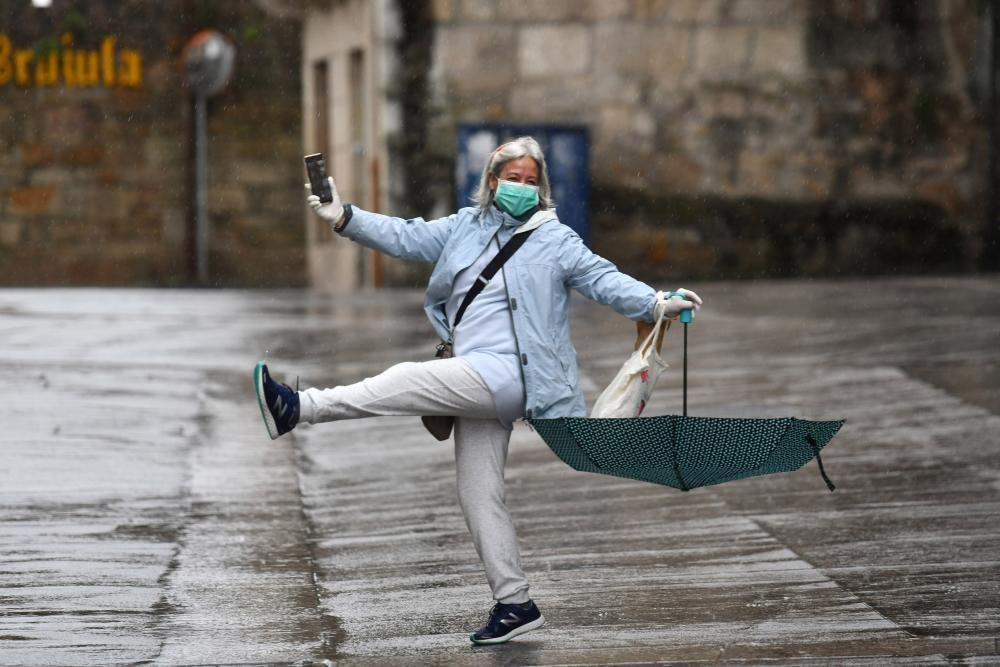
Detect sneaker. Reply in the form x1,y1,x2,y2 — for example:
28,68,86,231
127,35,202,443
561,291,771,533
254,361,299,440
469,600,545,645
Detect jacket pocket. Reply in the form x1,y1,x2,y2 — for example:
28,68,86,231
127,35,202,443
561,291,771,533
548,328,576,388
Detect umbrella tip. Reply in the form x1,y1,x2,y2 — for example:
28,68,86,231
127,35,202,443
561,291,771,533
806,434,837,492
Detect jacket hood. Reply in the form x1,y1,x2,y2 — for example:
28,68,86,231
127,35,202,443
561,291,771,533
483,204,556,232
515,208,557,234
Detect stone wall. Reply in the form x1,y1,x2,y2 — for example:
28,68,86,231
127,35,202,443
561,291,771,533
0,0,305,286
426,0,986,279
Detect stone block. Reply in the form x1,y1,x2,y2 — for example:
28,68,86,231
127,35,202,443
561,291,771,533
160,208,186,245
445,72,517,102
698,88,747,117
61,144,105,166
850,164,908,199
786,150,836,199
746,87,810,128
519,25,592,78
634,109,657,139
738,151,784,196
659,153,705,190
209,184,250,215
41,106,90,146
144,136,184,167
597,104,634,142
585,0,631,20
460,0,495,21
592,72,643,105
431,0,457,22
632,0,671,20
8,185,58,216
913,180,964,216
652,0,723,23
21,144,54,167
595,24,690,81
730,0,800,24
496,0,586,21
448,87,512,117
0,222,22,247
61,185,100,218
436,25,518,76
750,27,807,78
232,160,289,187
693,26,750,78
509,75,595,119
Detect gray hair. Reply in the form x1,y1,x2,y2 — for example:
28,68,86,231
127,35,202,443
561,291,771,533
471,136,555,210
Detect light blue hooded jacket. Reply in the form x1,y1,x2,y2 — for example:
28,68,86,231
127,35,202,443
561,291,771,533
339,204,658,419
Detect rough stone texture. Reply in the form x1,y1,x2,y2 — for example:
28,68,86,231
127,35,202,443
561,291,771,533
693,26,752,78
436,24,517,78
751,27,808,76
459,0,495,21
431,0,456,23
594,24,692,80
496,0,588,22
0,1,305,286
584,0,631,21
519,24,592,78
425,0,986,274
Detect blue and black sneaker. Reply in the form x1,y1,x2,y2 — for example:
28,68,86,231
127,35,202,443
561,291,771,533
469,600,545,645
254,361,299,440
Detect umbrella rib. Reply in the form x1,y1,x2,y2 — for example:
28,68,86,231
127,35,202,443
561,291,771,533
670,417,690,491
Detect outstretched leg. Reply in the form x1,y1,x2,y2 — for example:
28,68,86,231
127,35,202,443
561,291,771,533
298,358,498,423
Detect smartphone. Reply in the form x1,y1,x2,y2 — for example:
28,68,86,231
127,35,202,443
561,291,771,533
304,153,334,203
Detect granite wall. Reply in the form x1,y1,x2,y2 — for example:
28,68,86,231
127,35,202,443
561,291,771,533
425,0,985,280
0,0,305,286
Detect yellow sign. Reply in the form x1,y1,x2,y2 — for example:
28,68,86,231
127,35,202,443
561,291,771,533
0,32,142,88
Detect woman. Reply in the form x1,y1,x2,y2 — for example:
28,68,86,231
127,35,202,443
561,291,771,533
255,137,702,645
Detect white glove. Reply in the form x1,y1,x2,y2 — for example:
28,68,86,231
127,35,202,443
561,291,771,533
654,288,703,321
304,177,345,230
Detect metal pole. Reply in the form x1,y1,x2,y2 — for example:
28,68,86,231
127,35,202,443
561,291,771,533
194,93,209,285
683,322,688,417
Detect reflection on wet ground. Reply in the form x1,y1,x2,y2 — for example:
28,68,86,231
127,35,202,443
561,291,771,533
1,278,998,664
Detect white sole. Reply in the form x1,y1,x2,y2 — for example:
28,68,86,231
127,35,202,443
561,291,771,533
254,362,280,440
470,615,545,645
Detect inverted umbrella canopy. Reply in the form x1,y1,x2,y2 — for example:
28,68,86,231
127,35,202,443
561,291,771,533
532,294,844,492
530,415,844,492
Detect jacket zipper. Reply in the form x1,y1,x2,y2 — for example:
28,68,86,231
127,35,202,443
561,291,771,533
501,240,532,422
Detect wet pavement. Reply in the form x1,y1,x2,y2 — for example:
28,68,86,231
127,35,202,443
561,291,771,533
1,277,998,666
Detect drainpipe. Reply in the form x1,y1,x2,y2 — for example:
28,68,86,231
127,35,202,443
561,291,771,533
986,0,1000,270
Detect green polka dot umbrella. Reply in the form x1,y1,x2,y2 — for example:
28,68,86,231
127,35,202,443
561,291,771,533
530,414,844,492
531,307,844,492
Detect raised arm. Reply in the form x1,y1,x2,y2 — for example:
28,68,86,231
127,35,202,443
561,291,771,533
560,229,702,321
560,228,658,321
306,177,456,263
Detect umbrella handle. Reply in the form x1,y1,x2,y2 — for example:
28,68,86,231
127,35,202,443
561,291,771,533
665,291,694,324
679,309,693,324
683,321,688,417
665,291,692,416
666,291,692,416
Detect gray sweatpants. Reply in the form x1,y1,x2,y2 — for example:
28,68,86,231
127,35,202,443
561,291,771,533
298,358,530,605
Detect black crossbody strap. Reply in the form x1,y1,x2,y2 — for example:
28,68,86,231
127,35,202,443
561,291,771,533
452,227,536,330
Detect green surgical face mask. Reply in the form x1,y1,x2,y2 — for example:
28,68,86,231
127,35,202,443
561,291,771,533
494,180,539,217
